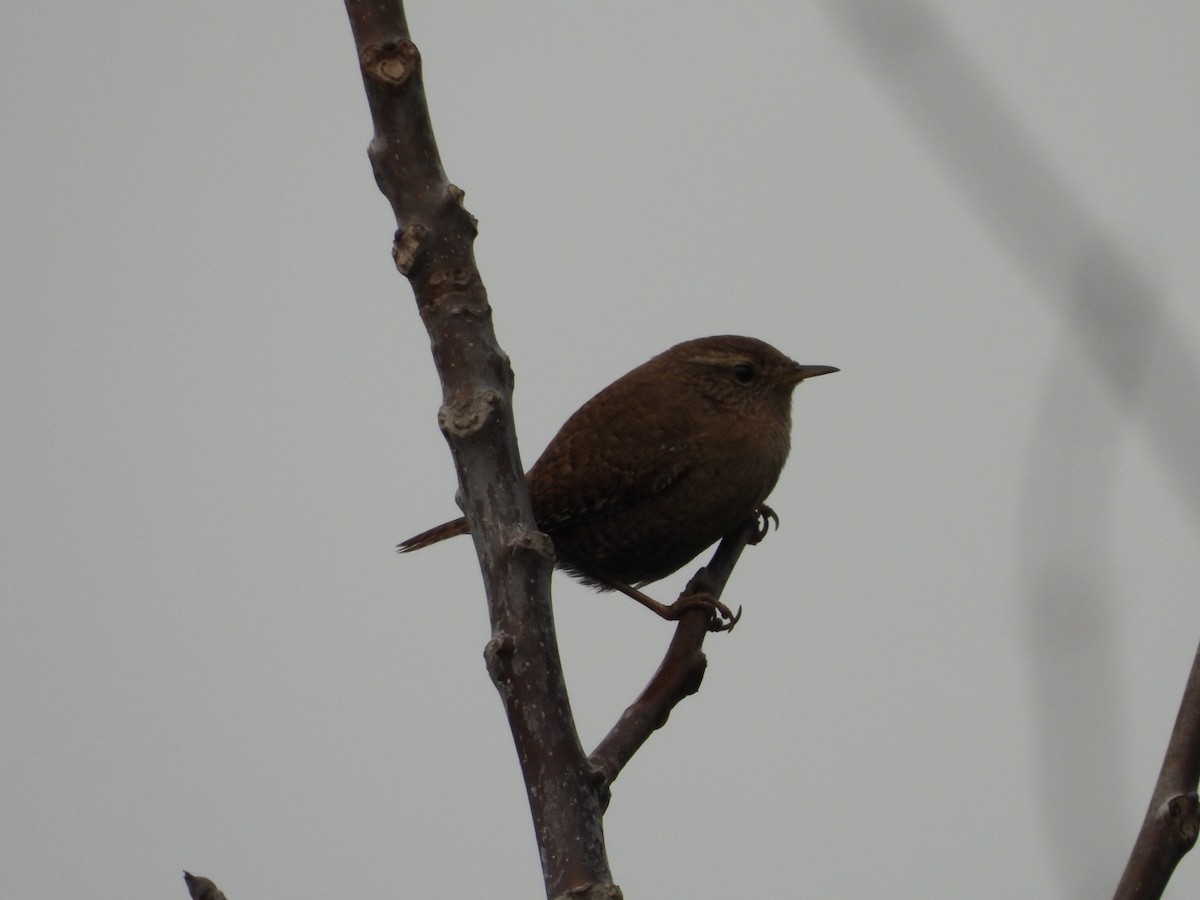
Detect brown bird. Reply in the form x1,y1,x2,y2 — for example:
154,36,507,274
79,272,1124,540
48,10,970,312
400,335,836,629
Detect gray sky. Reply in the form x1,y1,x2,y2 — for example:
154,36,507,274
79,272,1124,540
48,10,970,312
4,2,1200,897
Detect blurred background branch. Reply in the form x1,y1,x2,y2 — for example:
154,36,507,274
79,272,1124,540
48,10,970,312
828,2,1200,895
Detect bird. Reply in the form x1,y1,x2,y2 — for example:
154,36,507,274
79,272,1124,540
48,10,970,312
399,335,836,629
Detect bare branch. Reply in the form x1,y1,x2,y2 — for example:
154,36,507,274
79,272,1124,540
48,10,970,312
183,872,227,900
342,2,616,896
1113,641,1200,899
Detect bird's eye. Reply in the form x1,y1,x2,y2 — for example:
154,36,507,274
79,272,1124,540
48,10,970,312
733,363,756,384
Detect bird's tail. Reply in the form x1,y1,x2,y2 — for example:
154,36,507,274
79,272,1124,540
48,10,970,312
397,517,470,553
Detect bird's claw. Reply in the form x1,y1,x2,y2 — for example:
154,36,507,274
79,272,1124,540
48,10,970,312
666,592,741,633
751,504,779,544
710,601,742,632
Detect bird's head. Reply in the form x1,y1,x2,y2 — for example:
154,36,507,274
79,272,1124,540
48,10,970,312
665,335,838,419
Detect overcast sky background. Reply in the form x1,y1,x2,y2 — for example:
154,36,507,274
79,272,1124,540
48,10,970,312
4,2,1200,898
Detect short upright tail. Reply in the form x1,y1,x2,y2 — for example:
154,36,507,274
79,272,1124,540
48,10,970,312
397,517,470,553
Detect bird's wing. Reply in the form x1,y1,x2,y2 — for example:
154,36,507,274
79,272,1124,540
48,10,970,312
526,382,697,532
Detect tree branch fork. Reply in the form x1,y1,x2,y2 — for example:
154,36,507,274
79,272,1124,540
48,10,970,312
186,3,1200,899
338,4,774,896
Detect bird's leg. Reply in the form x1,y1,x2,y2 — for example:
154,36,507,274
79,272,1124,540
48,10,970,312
750,504,778,544
600,577,741,633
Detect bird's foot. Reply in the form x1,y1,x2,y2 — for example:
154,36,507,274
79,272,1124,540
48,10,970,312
604,578,741,633
664,592,742,632
751,504,779,544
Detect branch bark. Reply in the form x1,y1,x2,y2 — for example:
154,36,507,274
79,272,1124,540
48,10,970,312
1113,640,1200,899
342,3,615,897
183,872,227,900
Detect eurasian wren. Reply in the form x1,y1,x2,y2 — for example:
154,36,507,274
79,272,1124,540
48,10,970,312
399,335,836,628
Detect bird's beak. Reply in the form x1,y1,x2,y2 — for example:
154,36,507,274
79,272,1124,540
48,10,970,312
785,364,839,385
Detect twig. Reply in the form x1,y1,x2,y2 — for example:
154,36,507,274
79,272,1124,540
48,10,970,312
1113,640,1200,899
183,872,228,900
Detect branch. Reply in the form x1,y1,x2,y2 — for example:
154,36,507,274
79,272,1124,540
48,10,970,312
1113,640,1200,899
589,517,763,792
342,3,615,897
183,872,227,900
